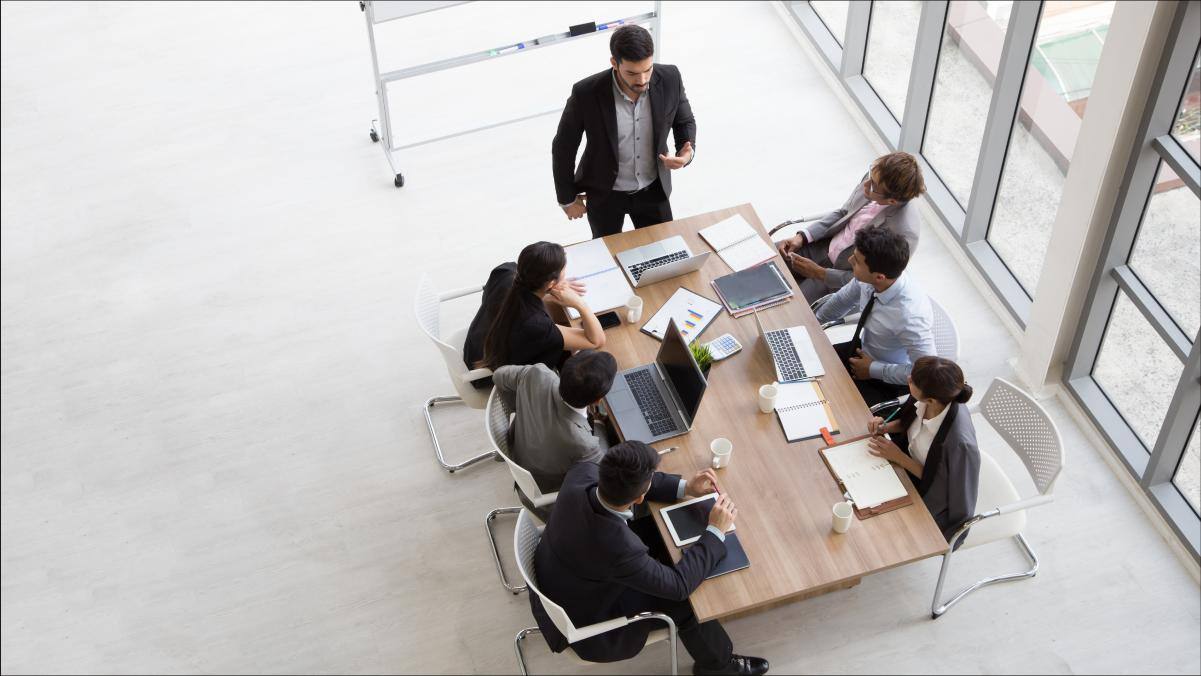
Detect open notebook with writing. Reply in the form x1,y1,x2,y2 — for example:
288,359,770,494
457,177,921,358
699,214,778,272
774,381,838,442
819,435,913,518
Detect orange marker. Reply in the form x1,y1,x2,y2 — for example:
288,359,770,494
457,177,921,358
820,427,835,446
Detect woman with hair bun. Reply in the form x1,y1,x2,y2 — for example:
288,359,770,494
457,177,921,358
867,355,980,545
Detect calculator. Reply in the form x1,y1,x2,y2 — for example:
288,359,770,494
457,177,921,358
704,333,743,361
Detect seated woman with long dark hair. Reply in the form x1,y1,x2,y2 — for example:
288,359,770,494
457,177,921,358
463,241,606,381
866,355,980,545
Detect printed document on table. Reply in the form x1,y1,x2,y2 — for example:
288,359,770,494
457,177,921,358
641,287,723,342
563,239,632,319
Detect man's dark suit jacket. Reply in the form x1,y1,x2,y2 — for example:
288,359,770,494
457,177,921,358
551,65,696,207
529,461,725,663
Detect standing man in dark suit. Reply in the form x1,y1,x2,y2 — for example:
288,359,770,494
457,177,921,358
529,441,769,675
552,25,696,238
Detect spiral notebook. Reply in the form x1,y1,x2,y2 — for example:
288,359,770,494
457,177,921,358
699,214,778,271
774,381,839,442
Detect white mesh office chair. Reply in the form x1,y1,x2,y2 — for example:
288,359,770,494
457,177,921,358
930,378,1063,618
513,509,678,675
414,273,496,473
483,388,560,594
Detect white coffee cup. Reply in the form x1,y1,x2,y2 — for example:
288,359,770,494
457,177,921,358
758,383,779,413
832,501,854,534
710,438,733,469
626,295,644,323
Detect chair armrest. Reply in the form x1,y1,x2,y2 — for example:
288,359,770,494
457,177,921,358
570,611,676,645
820,319,845,330
532,491,559,508
569,616,631,643
995,495,1053,515
767,212,829,236
947,495,1055,549
870,398,903,415
459,367,494,383
439,284,485,302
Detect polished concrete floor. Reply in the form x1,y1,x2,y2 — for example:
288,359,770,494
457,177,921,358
1,2,1198,674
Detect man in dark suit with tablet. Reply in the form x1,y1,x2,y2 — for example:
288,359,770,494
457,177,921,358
528,441,770,675
552,24,697,238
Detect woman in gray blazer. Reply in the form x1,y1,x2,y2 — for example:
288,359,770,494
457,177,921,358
866,356,980,547
777,152,925,302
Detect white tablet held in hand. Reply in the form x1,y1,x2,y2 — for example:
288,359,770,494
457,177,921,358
661,493,736,547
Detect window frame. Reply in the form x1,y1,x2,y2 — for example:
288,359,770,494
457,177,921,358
1064,0,1201,555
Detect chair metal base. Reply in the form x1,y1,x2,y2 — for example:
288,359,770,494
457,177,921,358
515,613,679,675
486,507,526,594
931,533,1038,619
423,395,496,473
515,627,541,676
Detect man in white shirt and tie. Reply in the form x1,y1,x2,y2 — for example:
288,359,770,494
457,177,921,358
815,225,936,406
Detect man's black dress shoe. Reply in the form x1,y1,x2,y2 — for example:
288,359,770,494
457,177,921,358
693,654,770,675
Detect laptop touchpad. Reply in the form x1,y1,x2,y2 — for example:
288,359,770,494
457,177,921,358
607,388,638,413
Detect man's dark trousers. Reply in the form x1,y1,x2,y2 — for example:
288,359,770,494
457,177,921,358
586,179,673,239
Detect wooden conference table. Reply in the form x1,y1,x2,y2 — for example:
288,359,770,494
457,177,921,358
588,203,948,623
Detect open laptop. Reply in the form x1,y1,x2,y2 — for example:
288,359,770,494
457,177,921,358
754,310,826,383
604,319,708,443
615,235,712,288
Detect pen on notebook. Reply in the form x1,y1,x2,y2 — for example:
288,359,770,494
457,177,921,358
873,406,901,434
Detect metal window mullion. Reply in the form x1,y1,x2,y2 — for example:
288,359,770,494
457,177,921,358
1065,1,1198,382
651,0,663,62
1152,135,1201,195
841,1,872,78
959,1,1043,244
1143,339,1201,487
1110,266,1193,360
791,2,844,72
898,1,948,153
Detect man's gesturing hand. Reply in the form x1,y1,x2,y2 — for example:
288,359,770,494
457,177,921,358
659,141,694,170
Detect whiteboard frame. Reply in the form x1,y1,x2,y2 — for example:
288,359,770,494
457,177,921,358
361,0,663,186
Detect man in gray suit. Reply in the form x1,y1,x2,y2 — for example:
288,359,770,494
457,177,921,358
777,152,925,302
492,350,618,513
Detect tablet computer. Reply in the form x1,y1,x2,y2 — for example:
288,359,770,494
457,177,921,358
661,493,736,547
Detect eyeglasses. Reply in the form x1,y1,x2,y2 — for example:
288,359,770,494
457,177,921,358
865,178,891,200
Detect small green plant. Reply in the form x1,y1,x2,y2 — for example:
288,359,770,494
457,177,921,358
689,341,713,371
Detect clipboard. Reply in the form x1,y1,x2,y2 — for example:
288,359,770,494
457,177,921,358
818,433,914,520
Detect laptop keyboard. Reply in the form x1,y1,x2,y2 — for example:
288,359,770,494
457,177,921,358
628,250,689,282
765,329,809,382
625,370,679,436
